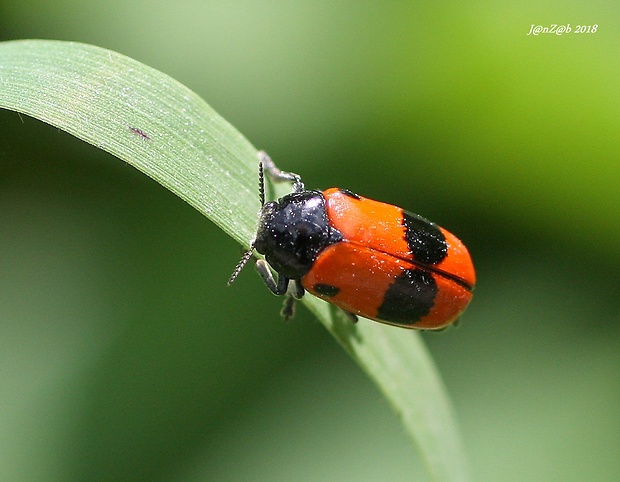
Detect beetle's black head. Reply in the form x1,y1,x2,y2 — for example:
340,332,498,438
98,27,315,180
254,190,341,279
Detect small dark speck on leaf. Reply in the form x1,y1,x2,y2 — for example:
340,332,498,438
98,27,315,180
129,126,151,140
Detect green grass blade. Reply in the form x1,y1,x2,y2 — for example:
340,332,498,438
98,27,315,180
0,39,468,481
0,39,258,245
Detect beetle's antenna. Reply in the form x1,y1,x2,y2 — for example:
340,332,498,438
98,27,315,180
258,161,265,206
227,246,255,285
228,160,266,285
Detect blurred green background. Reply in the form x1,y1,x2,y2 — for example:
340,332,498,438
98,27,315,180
1,1,618,481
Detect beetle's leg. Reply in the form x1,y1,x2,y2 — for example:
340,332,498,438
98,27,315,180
258,150,304,193
289,280,305,299
255,259,289,295
280,296,296,321
281,280,305,321
256,260,300,320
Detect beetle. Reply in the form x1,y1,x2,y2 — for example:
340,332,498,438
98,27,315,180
228,151,475,330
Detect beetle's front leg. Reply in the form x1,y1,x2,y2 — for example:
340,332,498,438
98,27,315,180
255,259,289,295
255,260,307,321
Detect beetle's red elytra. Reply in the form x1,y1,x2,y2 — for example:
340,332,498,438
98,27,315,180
228,151,475,330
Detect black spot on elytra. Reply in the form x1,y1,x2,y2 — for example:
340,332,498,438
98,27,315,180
313,283,340,298
403,212,447,265
377,269,437,325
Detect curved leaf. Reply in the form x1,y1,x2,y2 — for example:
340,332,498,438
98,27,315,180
0,39,468,481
